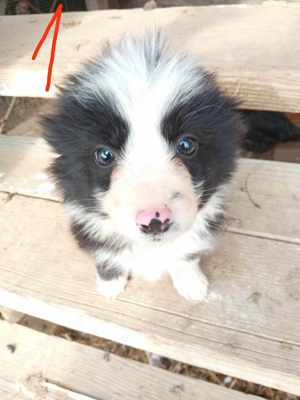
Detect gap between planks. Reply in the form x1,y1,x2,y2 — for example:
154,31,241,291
0,320,262,400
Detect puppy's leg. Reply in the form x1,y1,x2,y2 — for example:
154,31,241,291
70,222,129,299
96,259,129,299
169,258,208,301
94,252,129,299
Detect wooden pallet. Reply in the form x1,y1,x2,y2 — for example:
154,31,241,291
1,320,263,400
1,4,300,112
0,135,300,396
1,4,300,397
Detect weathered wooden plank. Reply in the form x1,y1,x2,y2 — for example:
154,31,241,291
0,381,97,400
5,115,43,137
0,321,261,400
228,158,300,243
1,136,300,242
4,103,52,137
0,194,300,394
0,136,58,200
1,5,300,112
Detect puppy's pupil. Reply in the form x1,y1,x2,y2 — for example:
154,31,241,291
177,137,196,155
95,147,114,165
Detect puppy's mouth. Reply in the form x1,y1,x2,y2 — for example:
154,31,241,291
140,219,173,235
141,222,179,242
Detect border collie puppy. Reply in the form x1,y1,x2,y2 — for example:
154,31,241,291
42,33,244,301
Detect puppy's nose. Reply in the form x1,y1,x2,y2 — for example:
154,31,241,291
136,206,172,235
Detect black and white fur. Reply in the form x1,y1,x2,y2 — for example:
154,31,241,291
42,33,244,301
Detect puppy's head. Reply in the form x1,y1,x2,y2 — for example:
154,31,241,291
43,33,244,244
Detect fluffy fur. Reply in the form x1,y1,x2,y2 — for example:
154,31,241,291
241,110,300,153
42,33,244,301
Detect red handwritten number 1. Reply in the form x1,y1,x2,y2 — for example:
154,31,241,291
32,4,63,92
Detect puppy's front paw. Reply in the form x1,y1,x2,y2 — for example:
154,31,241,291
171,263,208,302
96,275,128,299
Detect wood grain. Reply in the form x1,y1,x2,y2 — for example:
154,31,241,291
1,136,300,242
0,321,261,400
1,5,300,111
0,194,300,394
228,158,300,243
5,115,43,137
0,136,58,201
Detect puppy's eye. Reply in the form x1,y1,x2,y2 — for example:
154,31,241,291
176,136,198,157
94,147,115,166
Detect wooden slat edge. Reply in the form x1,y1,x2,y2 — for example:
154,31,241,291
1,285,300,396
0,320,261,400
1,5,300,111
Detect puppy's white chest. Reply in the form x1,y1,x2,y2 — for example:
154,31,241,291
129,243,171,281
126,232,204,281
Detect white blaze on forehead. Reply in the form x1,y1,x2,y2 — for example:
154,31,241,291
81,34,204,170
95,34,203,112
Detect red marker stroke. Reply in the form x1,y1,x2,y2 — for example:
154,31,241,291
32,4,63,92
